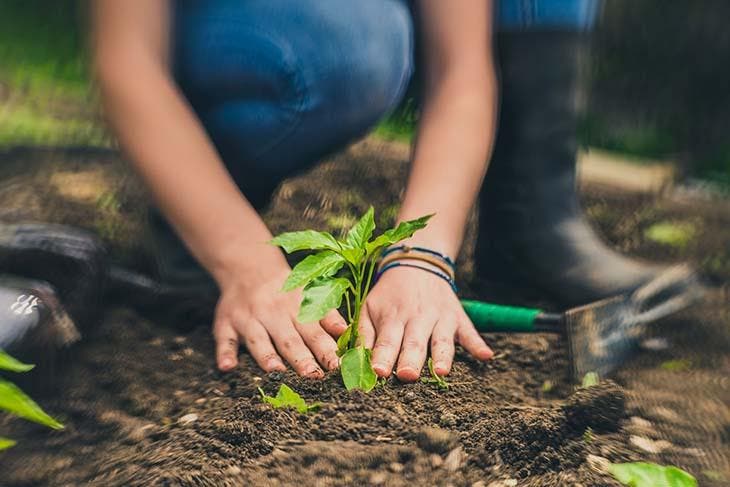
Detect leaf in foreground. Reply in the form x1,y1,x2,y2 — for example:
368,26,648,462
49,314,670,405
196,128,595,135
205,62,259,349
420,357,449,390
608,462,697,487
340,347,378,392
0,437,17,450
0,350,34,373
258,384,320,414
282,251,345,292
345,206,375,249
0,379,63,429
365,214,433,254
270,230,339,253
297,277,350,323
336,324,354,357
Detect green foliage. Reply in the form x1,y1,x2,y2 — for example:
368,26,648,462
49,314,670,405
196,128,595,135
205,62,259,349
0,349,64,450
420,358,449,390
644,221,697,249
0,351,34,373
297,278,350,324
258,384,320,414
608,462,697,487
272,207,432,392
581,371,600,388
660,359,692,372
340,347,378,393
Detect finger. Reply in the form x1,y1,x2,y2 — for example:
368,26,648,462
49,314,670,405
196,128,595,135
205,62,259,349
358,307,376,349
430,318,458,376
320,309,348,338
240,320,286,372
213,317,240,372
295,319,340,371
456,321,494,361
371,318,405,378
396,317,436,382
268,318,324,379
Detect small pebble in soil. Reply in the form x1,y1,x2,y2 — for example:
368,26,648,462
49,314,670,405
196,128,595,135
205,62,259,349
415,427,458,454
389,462,405,473
430,454,443,468
439,412,458,427
178,413,199,425
369,472,388,485
443,447,464,472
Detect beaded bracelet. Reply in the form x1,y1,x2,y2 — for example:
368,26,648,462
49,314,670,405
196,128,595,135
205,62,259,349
375,262,458,292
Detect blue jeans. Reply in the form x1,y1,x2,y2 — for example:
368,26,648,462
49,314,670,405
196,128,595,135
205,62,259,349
173,0,599,209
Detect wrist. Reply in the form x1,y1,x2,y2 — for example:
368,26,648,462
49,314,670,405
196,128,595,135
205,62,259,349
209,241,289,289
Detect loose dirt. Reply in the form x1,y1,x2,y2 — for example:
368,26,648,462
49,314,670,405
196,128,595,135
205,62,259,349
0,138,728,486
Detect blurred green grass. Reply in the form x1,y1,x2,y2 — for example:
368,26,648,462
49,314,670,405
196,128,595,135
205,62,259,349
0,0,728,188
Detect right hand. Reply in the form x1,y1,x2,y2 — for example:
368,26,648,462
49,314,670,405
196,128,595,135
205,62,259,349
212,252,348,378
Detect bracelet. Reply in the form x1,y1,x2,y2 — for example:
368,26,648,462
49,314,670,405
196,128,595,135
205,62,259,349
378,252,455,280
375,262,458,292
381,245,456,270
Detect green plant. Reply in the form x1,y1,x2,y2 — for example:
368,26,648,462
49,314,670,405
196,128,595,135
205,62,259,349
608,462,696,487
0,350,63,450
271,207,431,392
420,358,449,390
258,384,320,414
581,371,600,388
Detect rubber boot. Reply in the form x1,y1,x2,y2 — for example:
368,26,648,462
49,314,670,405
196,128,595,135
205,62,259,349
475,31,662,307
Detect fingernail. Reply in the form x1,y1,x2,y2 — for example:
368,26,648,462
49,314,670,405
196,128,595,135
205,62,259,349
327,358,340,371
220,358,235,370
306,367,324,379
434,362,447,374
268,360,285,371
396,367,419,382
372,363,388,376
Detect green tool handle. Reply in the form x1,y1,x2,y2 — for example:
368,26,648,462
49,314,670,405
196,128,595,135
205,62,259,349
460,299,563,333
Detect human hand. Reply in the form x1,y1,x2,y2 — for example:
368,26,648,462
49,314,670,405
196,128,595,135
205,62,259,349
212,252,348,377
359,265,493,382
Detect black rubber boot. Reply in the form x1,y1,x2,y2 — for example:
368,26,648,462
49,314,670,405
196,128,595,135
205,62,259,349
475,31,662,307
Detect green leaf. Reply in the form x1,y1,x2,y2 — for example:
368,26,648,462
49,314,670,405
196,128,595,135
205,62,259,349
0,350,34,373
365,214,433,254
258,384,320,414
340,347,377,392
0,379,63,429
608,462,697,487
282,251,345,292
270,230,339,254
420,357,449,390
336,324,354,357
581,371,599,388
345,206,375,249
340,247,365,266
297,278,350,323
0,437,17,450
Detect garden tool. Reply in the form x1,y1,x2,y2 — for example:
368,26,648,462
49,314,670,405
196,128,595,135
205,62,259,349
462,265,706,382
0,275,80,360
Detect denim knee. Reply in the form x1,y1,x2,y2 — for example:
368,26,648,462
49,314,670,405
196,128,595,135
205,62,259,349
174,0,413,193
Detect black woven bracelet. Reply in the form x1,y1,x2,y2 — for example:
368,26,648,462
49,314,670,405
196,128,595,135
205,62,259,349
375,261,458,292
380,245,456,270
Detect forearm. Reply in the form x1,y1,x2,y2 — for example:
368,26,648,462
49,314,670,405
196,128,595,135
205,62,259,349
97,59,282,285
399,70,497,257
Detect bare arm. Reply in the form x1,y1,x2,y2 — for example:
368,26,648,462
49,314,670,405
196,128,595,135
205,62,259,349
91,0,277,287
401,0,497,256
364,0,497,381
91,0,345,376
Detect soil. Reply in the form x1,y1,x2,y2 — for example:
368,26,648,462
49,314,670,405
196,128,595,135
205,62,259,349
0,138,728,486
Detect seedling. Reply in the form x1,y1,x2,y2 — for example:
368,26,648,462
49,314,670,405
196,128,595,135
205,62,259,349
272,207,431,392
608,462,696,487
0,350,63,450
581,371,600,388
258,384,320,414
420,358,449,390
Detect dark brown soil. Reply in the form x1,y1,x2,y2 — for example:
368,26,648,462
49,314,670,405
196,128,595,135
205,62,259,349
0,139,728,486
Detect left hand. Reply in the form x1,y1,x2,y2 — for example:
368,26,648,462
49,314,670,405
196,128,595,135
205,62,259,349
359,265,494,382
